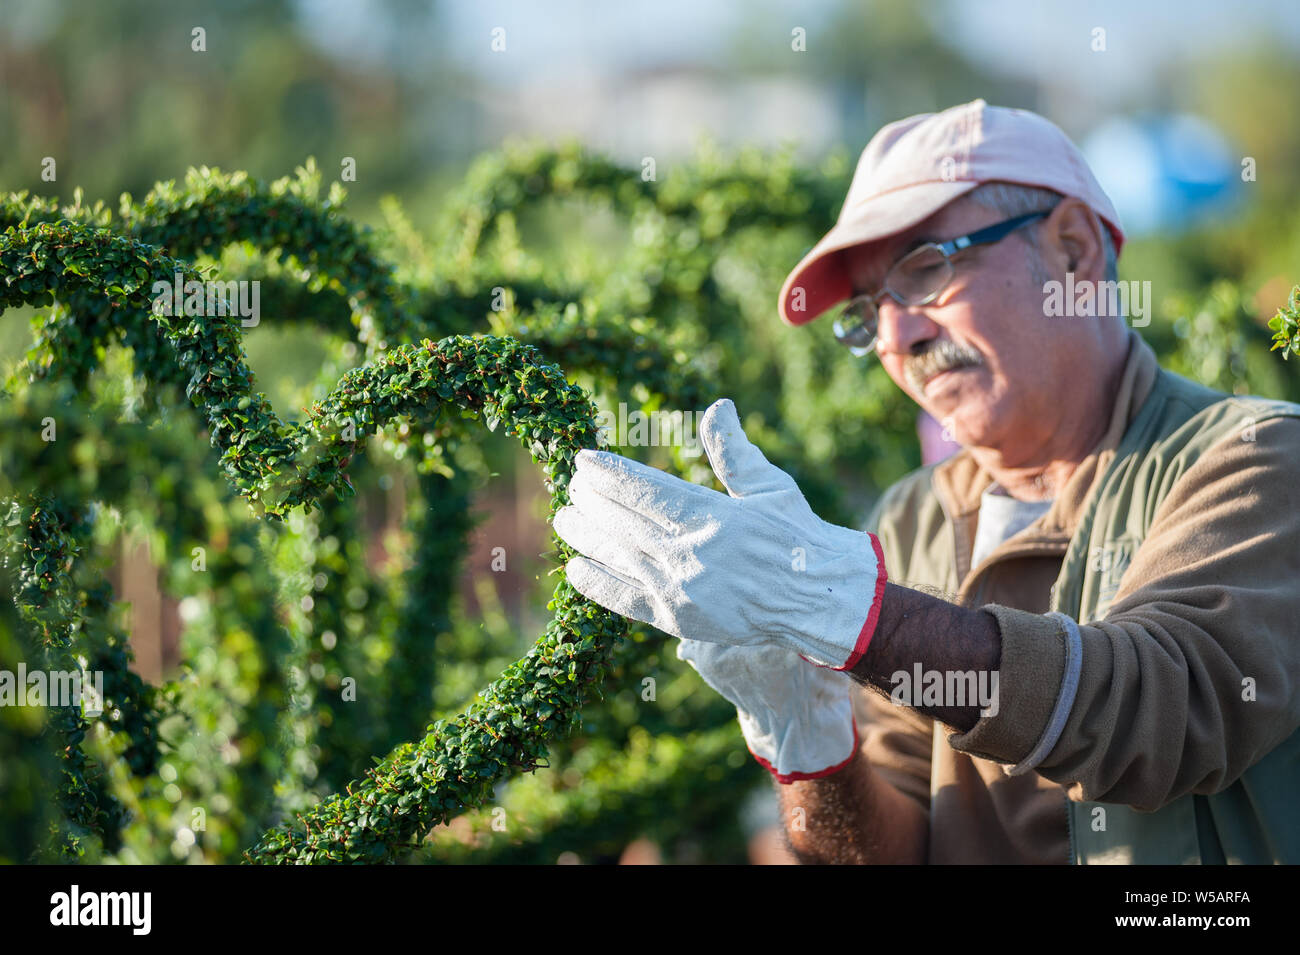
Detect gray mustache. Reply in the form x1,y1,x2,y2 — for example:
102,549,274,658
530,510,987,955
904,341,983,392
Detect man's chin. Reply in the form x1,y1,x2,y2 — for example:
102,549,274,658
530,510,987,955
921,365,977,398
913,375,965,422
917,374,998,441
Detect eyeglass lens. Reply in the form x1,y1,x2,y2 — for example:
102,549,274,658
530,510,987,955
833,245,954,352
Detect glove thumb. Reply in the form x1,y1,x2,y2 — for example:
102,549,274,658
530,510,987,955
700,398,800,500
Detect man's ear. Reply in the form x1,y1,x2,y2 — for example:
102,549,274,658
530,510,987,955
1041,198,1106,282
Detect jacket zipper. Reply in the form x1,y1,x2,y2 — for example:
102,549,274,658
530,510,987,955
935,476,1078,863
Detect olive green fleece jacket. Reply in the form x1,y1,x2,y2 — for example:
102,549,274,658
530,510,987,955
858,329,1300,864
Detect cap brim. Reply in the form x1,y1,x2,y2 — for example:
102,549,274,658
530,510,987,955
778,180,980,326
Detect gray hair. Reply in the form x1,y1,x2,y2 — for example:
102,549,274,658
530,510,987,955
964,181,1119,284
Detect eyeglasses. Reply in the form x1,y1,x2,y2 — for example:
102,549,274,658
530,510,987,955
832,210,1052,357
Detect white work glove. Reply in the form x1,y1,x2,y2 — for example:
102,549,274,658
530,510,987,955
553,397,887,670
677,638,859,783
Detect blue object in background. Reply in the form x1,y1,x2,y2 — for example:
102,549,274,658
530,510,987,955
1082,113,1240,236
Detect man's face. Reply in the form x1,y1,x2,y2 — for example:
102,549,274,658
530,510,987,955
839,195,1104,455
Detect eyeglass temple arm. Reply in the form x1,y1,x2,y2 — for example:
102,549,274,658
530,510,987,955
937,210,1050,256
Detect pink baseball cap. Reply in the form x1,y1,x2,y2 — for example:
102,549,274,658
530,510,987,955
778,99,1125,326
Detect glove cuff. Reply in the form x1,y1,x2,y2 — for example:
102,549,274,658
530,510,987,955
737,688,859,784
746,716,860,784
794,531,888,671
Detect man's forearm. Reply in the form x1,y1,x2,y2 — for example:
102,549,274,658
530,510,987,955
776,748,928,864
774,583,994,863
850,582,1001,732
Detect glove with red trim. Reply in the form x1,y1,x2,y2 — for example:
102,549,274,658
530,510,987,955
553,397,887,670
676,638,859,783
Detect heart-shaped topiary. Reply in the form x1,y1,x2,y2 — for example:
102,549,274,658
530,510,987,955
0,218,630,863
4,149,832,864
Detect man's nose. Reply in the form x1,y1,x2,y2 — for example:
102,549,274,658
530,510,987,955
873,299,941,357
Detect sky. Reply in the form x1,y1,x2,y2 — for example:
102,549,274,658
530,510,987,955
282,0,1300,233
418,0,1300,93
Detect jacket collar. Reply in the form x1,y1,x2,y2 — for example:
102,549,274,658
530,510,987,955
932,329,1160,546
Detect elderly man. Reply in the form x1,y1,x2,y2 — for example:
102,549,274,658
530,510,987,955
553,100,1300,864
